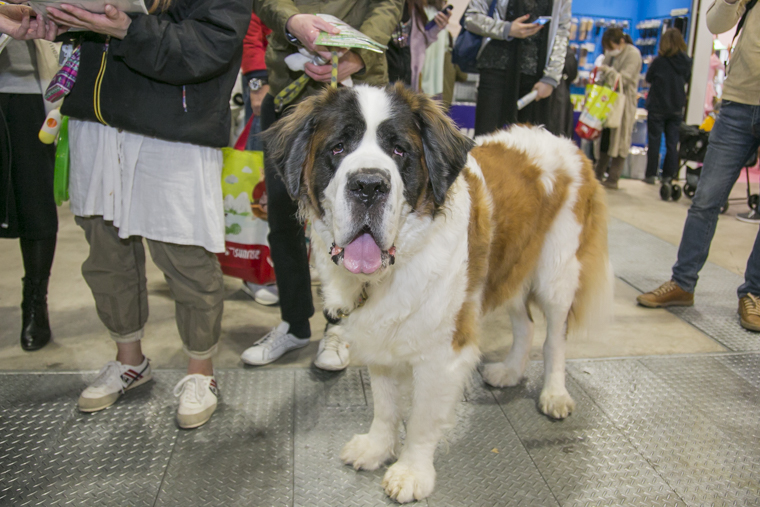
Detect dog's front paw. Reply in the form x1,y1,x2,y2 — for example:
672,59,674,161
538,388,575,419
382,461,435,503
481,362,523,387
340,433,395,471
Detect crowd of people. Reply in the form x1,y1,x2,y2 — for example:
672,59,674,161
1,0,757,430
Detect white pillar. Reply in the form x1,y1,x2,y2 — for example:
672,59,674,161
686,0,715,124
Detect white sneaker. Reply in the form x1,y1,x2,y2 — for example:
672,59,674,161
78,357,152,412
240,322,310,366
174,374,219,429
241,281,279,306
313,325,350,371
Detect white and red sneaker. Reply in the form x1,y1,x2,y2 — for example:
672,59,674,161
174,374,219,429
78,357,152,412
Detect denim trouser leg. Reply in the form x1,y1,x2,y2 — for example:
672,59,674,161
739,229,760,298
645,114,664,179
672,101,760,293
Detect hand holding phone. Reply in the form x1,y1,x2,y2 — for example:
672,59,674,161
425,5,453,30
533,16,551,26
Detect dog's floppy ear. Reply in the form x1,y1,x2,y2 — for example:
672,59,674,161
262,96,319,199
416,95,475,206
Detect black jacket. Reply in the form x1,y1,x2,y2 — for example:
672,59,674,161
645,51,692,116
61,0,251,148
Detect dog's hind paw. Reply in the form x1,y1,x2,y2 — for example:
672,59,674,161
481,362,523,387
340,434,395,471
382,461,435,503
538,388,575,419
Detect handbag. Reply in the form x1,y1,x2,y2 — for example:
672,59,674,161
451,0,498,74
216,121,276,285
574,69,620,140
603,76,623,129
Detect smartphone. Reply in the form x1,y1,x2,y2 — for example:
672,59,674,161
533,16,551,26
425,5,454,30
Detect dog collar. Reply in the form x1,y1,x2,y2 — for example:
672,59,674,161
335,284,369,320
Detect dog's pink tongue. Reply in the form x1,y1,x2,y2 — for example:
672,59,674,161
343,233,382,274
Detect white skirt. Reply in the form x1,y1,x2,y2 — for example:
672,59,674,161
69,119,225,253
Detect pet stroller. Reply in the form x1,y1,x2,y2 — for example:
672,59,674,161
675,124,758,214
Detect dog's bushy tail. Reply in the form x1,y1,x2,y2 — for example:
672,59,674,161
569,157,614,337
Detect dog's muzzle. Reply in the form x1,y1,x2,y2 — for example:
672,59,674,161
346,169,390,208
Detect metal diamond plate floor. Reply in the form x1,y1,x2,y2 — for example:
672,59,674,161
609,218,760,352
1,359,759,507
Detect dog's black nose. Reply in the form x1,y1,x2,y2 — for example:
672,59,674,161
347,169,390,206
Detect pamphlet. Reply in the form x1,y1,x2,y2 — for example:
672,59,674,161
314,14,387,53
29,0,148,19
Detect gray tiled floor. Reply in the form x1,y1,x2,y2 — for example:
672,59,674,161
1,355,759,507
1,219,759,506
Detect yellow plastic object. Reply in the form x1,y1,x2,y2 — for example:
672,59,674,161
700,114,715,132
39,109,62,144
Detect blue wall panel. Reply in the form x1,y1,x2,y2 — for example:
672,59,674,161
638,0,691,20
571,0,637,20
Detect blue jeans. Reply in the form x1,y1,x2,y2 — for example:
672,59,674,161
241,87,264,152
672,101,760,297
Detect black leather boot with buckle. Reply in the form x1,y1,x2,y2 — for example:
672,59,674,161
20,277,52,351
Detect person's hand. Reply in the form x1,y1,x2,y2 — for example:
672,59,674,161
532,81,553,100
433,9,451,30
46,4,131,39
304,50,364,83
286,14,342,60
249,84,269,116
508,14,543,39
0,4,63,41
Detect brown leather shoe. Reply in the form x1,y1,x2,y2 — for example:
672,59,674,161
637,280,694,308
738,294,760,332
602,180,619,190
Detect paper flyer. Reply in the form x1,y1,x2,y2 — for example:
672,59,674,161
29,0,148,20
314,14,387,53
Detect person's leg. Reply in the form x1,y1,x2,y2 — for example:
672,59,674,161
645,113,664,179
739,228,760,298
240,94,314,366
19,237,57,350
661,114,682,181
262,94,314,338
604,156,626,187
76,216,152,412
146,239,223,428
76,216,149,350
672,102,760,292
2,95,57,350
474,69,507,136
245,115,264,152
146,240,224,368
594,129,611,180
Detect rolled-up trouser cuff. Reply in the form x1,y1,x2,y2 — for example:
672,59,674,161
184,343,218,361
109,328,145,343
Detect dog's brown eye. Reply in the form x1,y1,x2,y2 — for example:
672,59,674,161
393,146,405,157
332,143,344,155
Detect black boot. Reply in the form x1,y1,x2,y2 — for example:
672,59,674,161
20,277,52,351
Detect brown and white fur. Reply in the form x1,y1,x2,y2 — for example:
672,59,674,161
265,84,612,503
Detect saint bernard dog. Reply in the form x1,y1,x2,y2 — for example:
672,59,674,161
265,84,612,503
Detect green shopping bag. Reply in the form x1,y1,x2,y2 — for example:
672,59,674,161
53,115,69,206
216,147,276,285
575,71,620,140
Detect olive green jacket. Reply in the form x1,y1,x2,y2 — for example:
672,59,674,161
253,0,403,99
